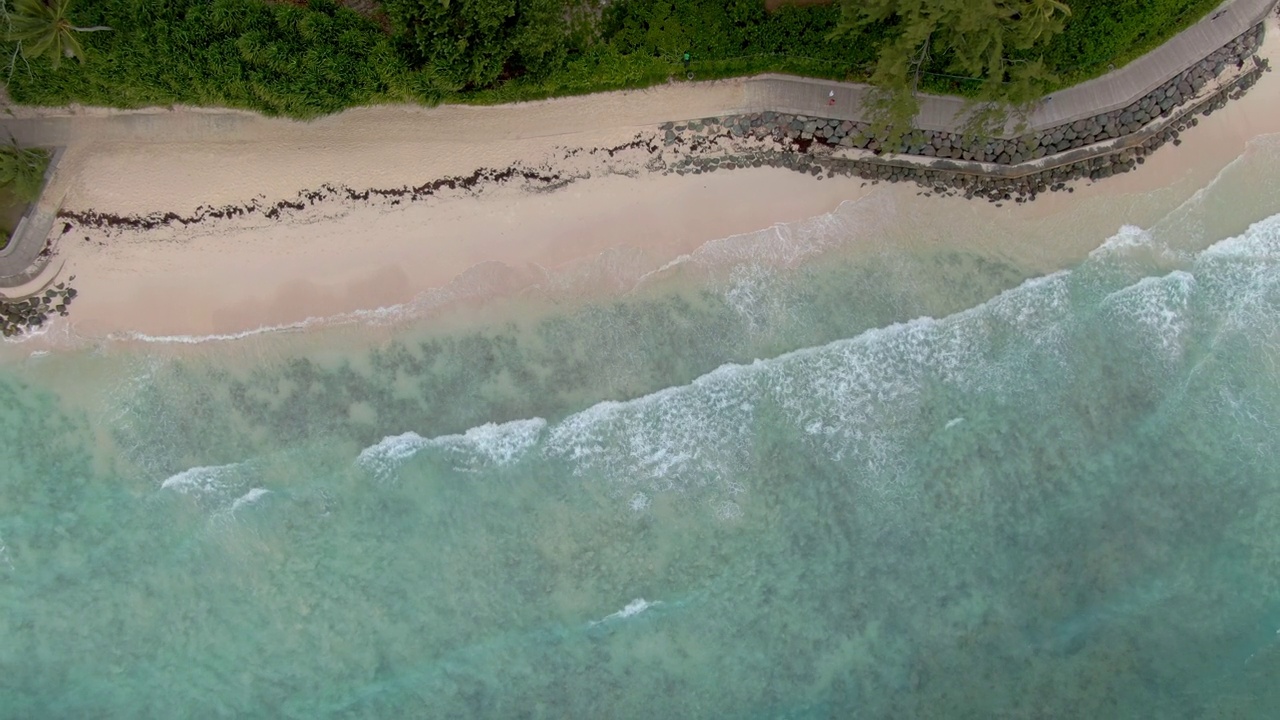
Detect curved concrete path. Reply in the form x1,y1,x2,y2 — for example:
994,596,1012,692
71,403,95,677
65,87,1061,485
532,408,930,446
0,148,63,289
746,0,1276,134
0,207,58,288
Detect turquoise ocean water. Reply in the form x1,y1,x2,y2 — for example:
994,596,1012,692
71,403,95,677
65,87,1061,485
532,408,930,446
3,138,1280,718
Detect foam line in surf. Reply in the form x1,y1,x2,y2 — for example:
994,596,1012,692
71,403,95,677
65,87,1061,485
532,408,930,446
1102,271,1196,359
104,262,523,345
589,598,661,626
631,191,891,292
160,462,244,494
108,305,411,344
1146,132,1280,251
157,460,280,525
229,488,270,513
356,418,547,478
356,210,1280,510
357,265,1079,497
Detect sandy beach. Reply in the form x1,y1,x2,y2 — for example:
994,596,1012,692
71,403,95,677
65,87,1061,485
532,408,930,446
14,15,1280,345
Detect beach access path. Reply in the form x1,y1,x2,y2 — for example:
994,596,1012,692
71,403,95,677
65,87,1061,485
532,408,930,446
0,0,1272,284
747,0,1275,133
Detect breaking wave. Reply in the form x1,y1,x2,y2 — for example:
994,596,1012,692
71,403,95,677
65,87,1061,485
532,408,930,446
356,418,547,479
347,208,1280,519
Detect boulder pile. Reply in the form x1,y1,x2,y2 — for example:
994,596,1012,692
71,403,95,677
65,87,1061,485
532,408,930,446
1,280,76,337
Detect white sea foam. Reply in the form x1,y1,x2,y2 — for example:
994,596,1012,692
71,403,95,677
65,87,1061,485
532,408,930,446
544,362,759,498
1089,223,1193,272
639,221,817,285
431,419,547,471
628,492,651,512
531,247,1132,512
160,463,242,495
538,268,1083,510
108,262,524,345
356,418,547,479
723,263,793,336
0,319,53,344
633,192,887,291
596,203,1259,499
359,207,1280,516
115,321,316,344
1199,213,1280,260
713,500,743,521
1103,271,1196,360
229,488,270,513
1148,133,1280,250
1091,224,1157,255
0,533,12,572
158,461,276,522
110,303,414,344
1193,213,1280,345
589,598,661,626
355,432,432,479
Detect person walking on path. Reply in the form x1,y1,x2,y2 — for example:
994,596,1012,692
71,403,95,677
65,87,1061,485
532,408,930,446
828,90,836,106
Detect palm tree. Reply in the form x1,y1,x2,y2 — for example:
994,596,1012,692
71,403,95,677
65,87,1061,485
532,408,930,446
4,0,111,70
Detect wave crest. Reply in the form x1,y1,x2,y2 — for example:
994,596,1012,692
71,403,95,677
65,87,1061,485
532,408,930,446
356,418,547,479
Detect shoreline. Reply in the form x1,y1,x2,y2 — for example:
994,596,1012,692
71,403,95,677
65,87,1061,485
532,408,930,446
43,21,1273,237
3,17,1280,349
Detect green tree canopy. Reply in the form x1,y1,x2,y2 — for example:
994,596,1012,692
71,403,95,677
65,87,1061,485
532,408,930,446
384,0,569,90
836,0,1071,143
3,0,111,69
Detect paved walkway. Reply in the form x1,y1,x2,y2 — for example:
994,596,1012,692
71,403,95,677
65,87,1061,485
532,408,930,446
0,148,62,287
745,0,1275,134
0,208,57,286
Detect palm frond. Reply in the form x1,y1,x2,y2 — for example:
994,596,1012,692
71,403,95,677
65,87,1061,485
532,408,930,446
4,0,101,68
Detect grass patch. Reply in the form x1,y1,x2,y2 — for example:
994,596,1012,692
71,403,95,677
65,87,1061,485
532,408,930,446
0,144,49,202
0,188,28,251
0,144,51,251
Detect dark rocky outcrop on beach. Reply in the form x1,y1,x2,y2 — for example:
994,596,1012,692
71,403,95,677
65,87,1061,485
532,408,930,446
1,278,76,337
654,23,1268,204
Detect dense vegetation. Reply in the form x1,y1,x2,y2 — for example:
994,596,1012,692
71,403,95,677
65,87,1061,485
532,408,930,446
835,0,1078,137
0,142,49,203
0,0,1225,123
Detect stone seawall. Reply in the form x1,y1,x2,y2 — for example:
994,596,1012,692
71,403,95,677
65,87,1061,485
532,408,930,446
655,23,1269,204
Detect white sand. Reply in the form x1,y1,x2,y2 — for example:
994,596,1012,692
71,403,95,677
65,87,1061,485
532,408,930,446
18,16,1280,345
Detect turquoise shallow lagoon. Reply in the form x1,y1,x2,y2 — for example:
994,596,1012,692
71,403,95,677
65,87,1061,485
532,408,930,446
3,138,1280,718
